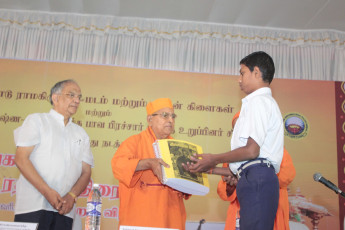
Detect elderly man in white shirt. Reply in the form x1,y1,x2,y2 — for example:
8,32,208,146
14,79,94,230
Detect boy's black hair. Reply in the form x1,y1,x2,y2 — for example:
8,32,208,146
240,51,275,84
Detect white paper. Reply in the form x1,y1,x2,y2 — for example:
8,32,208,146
0,221,38,230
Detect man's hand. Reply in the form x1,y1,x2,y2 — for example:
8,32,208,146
182,153,217,173
58,193,76,215
42,188,65,212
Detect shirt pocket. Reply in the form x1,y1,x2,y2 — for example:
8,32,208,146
70,138,83,161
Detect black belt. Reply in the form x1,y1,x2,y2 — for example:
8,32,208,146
237,158,272,179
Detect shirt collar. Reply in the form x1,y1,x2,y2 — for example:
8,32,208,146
242,87,272,103
49,109,72,126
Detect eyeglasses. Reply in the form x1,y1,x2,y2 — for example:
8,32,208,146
152,112,177,119
61,93,82,100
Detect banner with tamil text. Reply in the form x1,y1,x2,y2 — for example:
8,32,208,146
0,59,341,229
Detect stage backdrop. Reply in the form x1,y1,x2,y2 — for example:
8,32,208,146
0,59,343,230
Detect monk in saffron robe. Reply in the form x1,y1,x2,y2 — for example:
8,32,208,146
111,98,190,230
216,112,296,230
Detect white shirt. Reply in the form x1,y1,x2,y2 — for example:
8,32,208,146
13,109,94,218
229,87,284,174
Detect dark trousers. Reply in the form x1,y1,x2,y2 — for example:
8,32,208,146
236,161,279,230
14,210,73,230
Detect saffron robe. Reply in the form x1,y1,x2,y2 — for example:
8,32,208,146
217,163,240,230
217,149,296,230
111,127,190,230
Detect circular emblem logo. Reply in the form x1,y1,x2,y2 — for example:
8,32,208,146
284,113,309,139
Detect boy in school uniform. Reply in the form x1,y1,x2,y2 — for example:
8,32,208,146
185,51,284,230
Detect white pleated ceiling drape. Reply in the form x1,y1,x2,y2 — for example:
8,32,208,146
0,9,344,81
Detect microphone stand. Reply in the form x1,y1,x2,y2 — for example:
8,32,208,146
196,219,205,230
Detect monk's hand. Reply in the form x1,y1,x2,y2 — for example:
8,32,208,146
149,158,170,183
223,175,232,183
186,153,217,173
226,175,238,186
226,183,236,197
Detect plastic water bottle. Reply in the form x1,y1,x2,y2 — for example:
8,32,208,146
85,184,102,230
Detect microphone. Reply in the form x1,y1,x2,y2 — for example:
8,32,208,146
313,173,345,197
